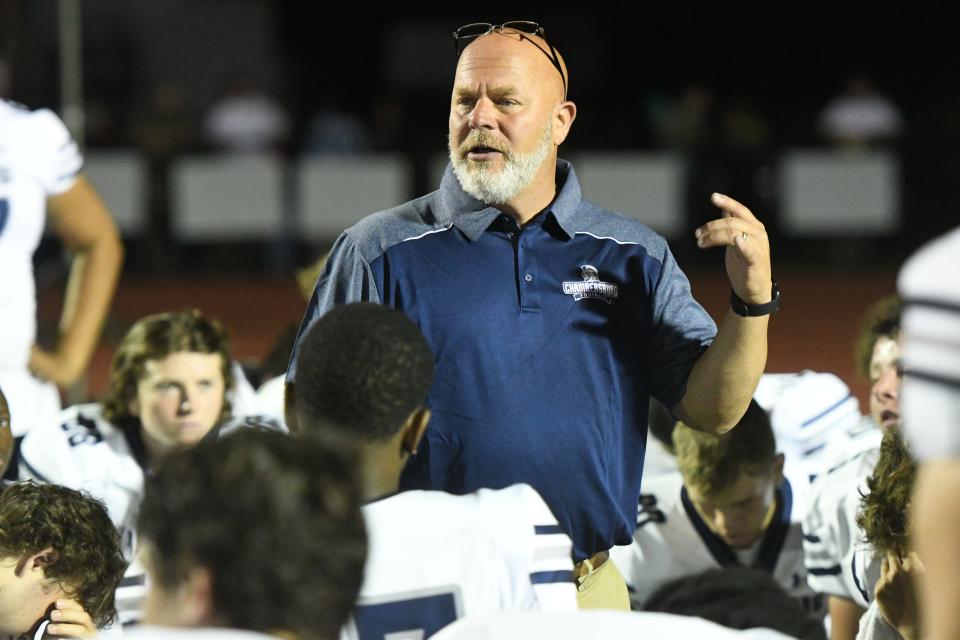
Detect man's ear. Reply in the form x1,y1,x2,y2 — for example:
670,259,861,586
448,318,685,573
773,452,786,485
401,407,431,456
552,100,577,146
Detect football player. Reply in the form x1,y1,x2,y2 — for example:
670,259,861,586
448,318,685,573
898,227,960,640
125,428,366,640
0,97,123,448
16,309,257,627
293,303,578,640
802,296,902,640
610,400,824,619
0,481,125,638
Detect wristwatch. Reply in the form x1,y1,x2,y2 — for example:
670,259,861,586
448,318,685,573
730,282,780,317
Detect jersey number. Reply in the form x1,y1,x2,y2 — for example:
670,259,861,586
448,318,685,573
61,414,104,447
0,198,8,236
352,590,460,640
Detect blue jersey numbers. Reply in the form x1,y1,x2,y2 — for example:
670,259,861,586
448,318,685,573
350,588,462,639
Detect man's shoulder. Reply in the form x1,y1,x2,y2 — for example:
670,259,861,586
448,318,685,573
341,190,450,262
570,197,672,258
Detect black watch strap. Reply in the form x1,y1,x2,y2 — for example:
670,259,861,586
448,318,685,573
730,282,780,317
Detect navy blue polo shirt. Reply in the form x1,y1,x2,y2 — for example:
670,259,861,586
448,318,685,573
288,159,716,561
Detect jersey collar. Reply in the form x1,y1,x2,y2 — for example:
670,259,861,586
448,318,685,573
435,159,583,242
680,479,794,574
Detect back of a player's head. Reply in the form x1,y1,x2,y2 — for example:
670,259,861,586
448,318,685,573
103,309,235,424
673,400,776,495
854,295,902,380
0,481,125,629
644,567,826,640
137,428,366,638
294,302,435,442
857,431,917,556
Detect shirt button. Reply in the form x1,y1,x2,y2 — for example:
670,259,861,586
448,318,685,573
524,274,533,283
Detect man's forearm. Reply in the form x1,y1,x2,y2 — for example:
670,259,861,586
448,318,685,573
675,310,768,434
57,231,123,381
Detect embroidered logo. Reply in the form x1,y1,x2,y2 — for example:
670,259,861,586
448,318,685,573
562,264,618,304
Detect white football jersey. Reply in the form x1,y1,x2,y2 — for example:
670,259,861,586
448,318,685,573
0,100,82,371
755,371,879,515
610,474,824,618
18,403,147,626
341,484,577,640
802,447,881,608
431,611,799,640
898,227,960,460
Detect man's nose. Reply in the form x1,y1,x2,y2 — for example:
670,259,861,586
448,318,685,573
467,97,497,130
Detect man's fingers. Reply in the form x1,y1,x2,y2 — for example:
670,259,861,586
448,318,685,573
695,219,761,250
711,192,761,223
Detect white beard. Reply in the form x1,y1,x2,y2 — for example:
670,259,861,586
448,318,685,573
449,120,554,205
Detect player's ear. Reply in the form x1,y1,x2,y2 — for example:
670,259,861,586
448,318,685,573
401,407,431,456
16,547,59,577
772,453,785,484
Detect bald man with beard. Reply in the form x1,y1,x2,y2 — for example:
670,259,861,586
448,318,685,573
286,21,777,609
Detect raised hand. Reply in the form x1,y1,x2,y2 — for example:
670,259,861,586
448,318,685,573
695,193,772,305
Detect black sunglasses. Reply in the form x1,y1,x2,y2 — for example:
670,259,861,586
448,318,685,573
452,21,567,98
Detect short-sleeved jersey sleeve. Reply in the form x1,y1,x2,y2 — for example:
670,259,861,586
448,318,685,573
647,243,716,412
898,227,960,460
286,232,379,381
801,449,880,607
481,484,578,612
28,108,83,196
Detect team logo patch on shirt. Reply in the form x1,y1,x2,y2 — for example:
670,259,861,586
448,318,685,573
563,265,618,304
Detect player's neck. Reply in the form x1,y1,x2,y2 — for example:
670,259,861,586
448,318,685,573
360,446,404,501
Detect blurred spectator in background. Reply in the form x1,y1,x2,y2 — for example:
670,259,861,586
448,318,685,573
202,74,289,153
128,80,198,160
647,82,715,149
817,73,904,148
0,72,124,457
719,97,774,151
302,97,370,155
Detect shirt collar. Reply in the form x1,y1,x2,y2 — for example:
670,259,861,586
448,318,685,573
435,158,583,241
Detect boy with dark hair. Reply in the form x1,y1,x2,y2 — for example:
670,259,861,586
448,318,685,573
0,481,125,638
645,567,827,640
611,400,823,619
294,303,577,638
128,428,367,640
